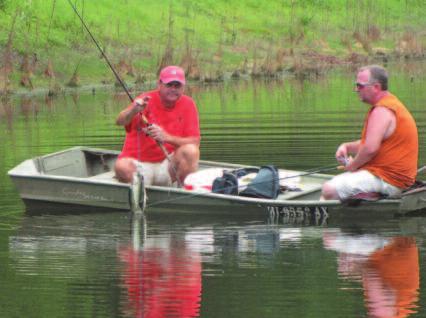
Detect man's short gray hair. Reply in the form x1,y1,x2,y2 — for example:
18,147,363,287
359,65,388,90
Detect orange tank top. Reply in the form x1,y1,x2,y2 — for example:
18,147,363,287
364,237,419,318
360,93,418,188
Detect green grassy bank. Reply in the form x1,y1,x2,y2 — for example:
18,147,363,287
0,0,425,94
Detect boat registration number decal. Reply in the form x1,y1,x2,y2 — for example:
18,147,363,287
267,206,328,225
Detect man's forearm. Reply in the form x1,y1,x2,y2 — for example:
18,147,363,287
345,140,361,155
347,145,377,171
164,135,200,147
116,106,139,126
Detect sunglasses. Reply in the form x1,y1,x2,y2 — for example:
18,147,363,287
163,81,183,89
355,82,375,89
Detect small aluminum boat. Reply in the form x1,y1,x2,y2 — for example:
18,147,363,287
8,147,426,222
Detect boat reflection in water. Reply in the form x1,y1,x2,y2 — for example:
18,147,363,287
118,213,202,318
323,230,419,318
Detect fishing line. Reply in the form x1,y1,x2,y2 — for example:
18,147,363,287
67,0,132,100
67,0,181,186
145,164,338,208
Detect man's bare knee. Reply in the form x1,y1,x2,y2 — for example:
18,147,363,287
172,144,200,182
321,182,339,200
114,158,136,183
177,144,199,161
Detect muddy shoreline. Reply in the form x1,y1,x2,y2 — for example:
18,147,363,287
1,50,424,98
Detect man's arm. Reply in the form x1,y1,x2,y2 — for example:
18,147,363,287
116,97,150,126
145,124,200,147
345,106,395,171
336,140,361,160
165,135,200,147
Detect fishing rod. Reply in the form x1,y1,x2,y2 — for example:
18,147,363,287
67,0,132,101
67,0,181,186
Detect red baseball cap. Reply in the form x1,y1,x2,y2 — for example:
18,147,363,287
159,66,186,85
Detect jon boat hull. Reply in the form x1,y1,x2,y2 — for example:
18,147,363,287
8,147,426,221
8,147,142,212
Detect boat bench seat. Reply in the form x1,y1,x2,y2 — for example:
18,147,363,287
88,170,117,181
279,183,323,200
39,149,88,177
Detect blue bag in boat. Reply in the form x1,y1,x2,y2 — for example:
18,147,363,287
239,165,280,199
212,167,259,195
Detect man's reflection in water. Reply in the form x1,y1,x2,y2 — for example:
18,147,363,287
323,230,419,318
118,232,202,318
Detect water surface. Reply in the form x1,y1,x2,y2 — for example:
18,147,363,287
1,61,426,317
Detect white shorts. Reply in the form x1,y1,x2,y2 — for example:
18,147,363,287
133,158,173,186
327,170,402,200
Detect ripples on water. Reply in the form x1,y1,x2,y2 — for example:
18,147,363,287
1,62,425,317
4,213,423,318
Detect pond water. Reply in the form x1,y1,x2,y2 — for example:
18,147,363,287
1,61,426,317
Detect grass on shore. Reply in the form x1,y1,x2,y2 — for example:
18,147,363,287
0,0,425,94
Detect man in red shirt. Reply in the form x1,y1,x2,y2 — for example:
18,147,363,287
114,66,200,186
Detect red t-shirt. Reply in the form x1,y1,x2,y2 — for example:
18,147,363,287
119,90,200,162
119,246,202,318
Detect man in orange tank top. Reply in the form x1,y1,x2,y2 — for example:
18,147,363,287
322,65,418,200
323,230,419,318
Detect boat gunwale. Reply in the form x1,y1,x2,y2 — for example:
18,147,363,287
8,172,131,188
146,185,402,207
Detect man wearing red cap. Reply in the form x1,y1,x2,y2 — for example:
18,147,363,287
114,66,200,186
